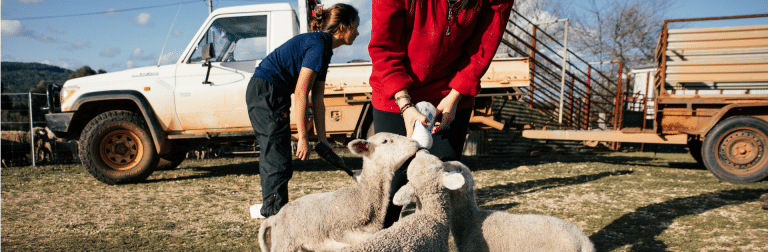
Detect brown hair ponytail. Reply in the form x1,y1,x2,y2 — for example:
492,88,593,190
308,3,359,34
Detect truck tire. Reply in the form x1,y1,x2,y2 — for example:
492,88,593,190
702,116,768,183
156,149,187,170
79,110,159,184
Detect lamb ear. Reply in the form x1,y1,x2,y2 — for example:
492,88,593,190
348,139,370,157
442,172,465,190
393,184,416,206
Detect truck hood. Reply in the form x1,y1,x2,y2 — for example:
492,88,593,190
63,64,176,88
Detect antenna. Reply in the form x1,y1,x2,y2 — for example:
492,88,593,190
208,0,212,13
158,3,183,67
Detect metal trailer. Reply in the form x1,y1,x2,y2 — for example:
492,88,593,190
523,14,768,183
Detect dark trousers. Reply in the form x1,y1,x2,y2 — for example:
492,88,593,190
373,106,472,228
246,77,293,217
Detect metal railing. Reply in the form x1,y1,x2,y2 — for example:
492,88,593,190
503,8,625,131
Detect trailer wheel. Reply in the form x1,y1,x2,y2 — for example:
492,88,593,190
702,116,768,183
79,110,159,184
687,137,704,166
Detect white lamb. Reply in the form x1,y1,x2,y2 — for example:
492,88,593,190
258,132,421,252
339,150,465,252
444,161,595,252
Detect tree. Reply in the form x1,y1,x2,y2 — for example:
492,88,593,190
30,80,54,94
568,0,677,72
68,66,98,80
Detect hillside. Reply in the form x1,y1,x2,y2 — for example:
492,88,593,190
1,62,73,93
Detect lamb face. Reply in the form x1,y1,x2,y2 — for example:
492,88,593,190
394,152,465,207
348,132,420,175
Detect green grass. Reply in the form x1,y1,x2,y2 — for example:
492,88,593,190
2,150,767,251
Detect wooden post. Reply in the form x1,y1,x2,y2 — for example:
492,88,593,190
529,25,538,108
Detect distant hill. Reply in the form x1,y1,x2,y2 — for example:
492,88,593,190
1,62,73,94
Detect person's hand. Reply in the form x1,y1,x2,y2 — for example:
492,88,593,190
402,107,427,138
296,138,310,161
433,90,462,133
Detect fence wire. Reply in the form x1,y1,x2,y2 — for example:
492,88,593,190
1,93,78,167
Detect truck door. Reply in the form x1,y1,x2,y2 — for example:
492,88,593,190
174,14,268,130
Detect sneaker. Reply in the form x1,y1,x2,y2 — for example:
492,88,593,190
250,204,266,219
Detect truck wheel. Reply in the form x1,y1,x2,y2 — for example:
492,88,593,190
687,137,704,166
79,110,159,184
156,149,187,170
702,116,768,183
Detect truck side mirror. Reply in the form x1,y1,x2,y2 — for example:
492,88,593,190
202,43,214,85
201,43,215,62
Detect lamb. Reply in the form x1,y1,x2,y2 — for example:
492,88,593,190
338,150,465,252
258,132,421,252
444,162,595,252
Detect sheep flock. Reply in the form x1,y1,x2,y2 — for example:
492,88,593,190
257,132,594,252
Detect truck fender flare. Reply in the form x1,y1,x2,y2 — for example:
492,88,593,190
71,91,168,154
699,103,768,137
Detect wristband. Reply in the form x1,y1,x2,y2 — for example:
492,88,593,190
400,103,414,114
395,94,411,105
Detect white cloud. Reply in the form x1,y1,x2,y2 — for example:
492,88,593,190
173,30,181,37
105,8,119,17
130,48,144,60
126,61,135,69
63,41,90,51
2,20,26,37
129,47,157,61
100,46,121,58
47,26,66,34
2,54,23,62
132,13,153,27
18,0,44,4
2,19,57,42
40,59,81,71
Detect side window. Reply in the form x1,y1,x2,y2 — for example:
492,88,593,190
188,15,268,63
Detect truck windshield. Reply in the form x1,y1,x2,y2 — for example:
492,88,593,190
188,15,268,63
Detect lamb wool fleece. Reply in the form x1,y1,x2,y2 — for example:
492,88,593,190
339,150,465,252
258,133,422,252
444,161,595,252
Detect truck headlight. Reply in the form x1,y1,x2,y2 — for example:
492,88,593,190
60,86,79,104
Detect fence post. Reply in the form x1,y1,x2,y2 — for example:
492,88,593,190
586,67,592,129
529,25,538,108
29,92,36,166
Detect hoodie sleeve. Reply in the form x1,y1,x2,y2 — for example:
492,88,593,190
369,0,413,100
448,0,513,97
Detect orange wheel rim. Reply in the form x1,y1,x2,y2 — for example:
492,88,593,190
99,130,143,170
716,127,767,176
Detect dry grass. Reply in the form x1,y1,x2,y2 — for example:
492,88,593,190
2,149,767,251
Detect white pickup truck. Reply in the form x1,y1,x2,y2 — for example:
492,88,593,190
44,0,529,184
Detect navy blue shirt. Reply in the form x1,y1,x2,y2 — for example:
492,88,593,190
253,32,333,92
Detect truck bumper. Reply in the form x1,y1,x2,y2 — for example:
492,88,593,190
45,112,74,134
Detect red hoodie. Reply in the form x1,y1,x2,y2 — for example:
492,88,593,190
369,0,514,113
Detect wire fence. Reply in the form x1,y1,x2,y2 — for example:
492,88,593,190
1,92,78,167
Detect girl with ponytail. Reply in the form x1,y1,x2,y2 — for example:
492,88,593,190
246,3,359,218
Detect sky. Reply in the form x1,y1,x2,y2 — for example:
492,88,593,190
1,0,767,73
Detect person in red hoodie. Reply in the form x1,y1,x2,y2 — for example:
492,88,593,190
369,0,513,227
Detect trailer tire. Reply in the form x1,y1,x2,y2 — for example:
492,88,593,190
687,137,704,167
79,110,159,184
702,116,768,183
